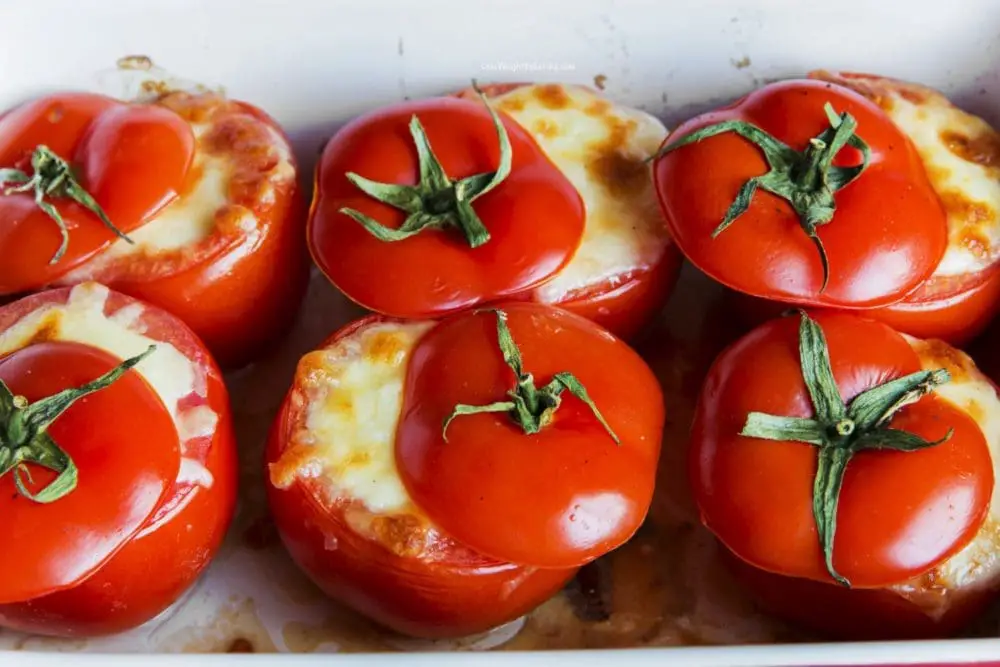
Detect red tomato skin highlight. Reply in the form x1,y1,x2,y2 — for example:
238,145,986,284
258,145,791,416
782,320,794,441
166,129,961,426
653,79,948,309
0,287,237,637
264,335,576,639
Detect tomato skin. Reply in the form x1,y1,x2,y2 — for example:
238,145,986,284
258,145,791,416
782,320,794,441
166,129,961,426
397,303,665,569
0,342,179,604
722,549,995,640
58,97,309,370
0,93,195,294
456,82,680,341
653,79,948,309
308,96,585,320
690,312,993,588
0,286,237,637
728,264,1000,347
540,244,683,341
264,318,576,639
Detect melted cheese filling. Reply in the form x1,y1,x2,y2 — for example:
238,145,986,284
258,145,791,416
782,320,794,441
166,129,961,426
278,321,432,514
66,107,294,277
0,282,216,488
491,84,670,301
900,338,1000,594
875,87,1000,277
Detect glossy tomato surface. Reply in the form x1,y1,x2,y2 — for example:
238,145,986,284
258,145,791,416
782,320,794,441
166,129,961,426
265,316,575,639
0,93,194,294
690,312,993,588
0,92,307,369
0,286,237,637
727,262,1000,349
309,95,585,320
454,83,682,340
397,303,665,569
654,79,948,309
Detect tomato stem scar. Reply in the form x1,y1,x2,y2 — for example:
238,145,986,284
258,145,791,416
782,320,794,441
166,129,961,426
0,145,134,264
338,80,513,248
736,312,951,586
654,103,870,292
0,345,155,503
441,309,620,445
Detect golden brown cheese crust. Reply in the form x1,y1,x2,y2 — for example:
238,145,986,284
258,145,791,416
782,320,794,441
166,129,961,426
61,91,296,282
812,71,1000,276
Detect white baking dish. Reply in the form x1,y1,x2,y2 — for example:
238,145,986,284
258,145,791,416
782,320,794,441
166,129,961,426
2,0,1000,663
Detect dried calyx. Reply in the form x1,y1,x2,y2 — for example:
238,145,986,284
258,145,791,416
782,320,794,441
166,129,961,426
442,309,619,444
339,82,513,248
738,312,952,586
0,345,155,503
0,145,134,264
656,103,870,292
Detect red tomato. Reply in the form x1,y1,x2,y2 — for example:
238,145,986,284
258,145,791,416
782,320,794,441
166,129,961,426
690,312,993,588
454,83,683,339
397,303,665,569
266,304,662,637
0,285,237,637
309,95,585,319
0,93,194,292
0,91,307,369
653,79,948,309
723,549,997,640
727,264,1000,348
265,315,576,639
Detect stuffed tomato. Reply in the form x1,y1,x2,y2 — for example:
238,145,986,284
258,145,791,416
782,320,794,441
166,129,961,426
653,72,1000,345
265,303,664,638
308,83,680,340
690,310,1000,639
0,282,237,637
0,88,307,368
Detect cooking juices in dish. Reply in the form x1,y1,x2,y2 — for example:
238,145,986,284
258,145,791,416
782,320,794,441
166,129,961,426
0,282,237,637
308,83,681,340
653,71,1000,345
0,88,307,369
690,310,1000,639
265,303,664,638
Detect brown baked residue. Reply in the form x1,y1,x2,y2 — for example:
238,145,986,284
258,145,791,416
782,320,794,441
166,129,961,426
584,99,613,117
370,514,431,558
937,191,996,258
363,330,408,365
941,129,1000,169
24,312,62,345
534,84,572,110
226,637,255,653
916,338,976,382
586,115,647,199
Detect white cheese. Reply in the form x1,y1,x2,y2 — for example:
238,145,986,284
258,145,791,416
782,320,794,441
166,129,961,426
0,282,216,488
900,337,1000,596
275,321,433,514
491,84,670,301
880,90,1000,277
